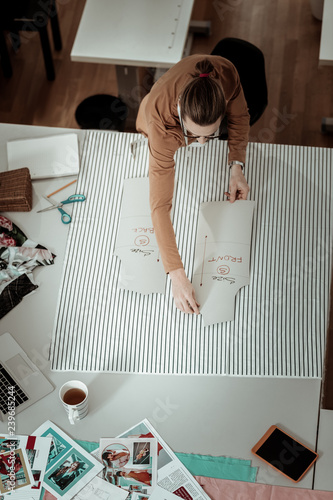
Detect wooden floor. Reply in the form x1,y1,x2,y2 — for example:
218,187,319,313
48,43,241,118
0,0,332,405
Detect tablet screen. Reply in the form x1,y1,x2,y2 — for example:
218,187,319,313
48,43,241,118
255,428,317,481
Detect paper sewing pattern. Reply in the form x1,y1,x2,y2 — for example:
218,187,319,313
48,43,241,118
114,177,166,295
192,200,255,326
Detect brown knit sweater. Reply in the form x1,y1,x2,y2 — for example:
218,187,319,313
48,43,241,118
136,54,250,273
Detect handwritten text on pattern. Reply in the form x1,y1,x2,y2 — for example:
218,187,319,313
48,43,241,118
132,227,155,233
212,276,236,284
208,255,242,263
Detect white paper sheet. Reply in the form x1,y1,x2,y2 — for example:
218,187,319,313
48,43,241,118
33,421,103,500
72,475,128,499
7,134,80,179
192,200,255,326
114,177,166,295
149,485,183,499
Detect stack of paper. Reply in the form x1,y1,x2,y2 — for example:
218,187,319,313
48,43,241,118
0,434,51,498
7,134,80,180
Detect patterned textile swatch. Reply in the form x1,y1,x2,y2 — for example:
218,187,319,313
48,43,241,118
0,215,55,318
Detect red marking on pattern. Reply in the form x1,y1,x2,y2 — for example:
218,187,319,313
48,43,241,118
217,265,230,275
134,235,150,246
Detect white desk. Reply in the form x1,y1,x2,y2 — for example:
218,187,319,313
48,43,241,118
71,0,195,68
0,123,328,491
314,410,333,491
71,0,195,127
319,0,333,66
319,0,333,132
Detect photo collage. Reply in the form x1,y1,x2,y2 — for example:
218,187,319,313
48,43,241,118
100,437,157,497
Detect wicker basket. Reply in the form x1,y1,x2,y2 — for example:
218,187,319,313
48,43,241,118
0,168,32,212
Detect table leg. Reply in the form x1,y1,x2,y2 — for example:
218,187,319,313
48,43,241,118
0,31,12,78
38,25,55,81
116,65,154,129
321,117,333,133
183,21,212,59
49,0,62,51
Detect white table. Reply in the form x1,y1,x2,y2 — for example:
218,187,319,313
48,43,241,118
0,123,328,491
71,0,195,127
319,0,333,132
314,410,333,491
319,0,333,66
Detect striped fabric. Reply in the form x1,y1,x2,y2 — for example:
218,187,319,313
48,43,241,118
50,131,333,376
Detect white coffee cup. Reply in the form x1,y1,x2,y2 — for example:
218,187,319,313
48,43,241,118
59,380,88,425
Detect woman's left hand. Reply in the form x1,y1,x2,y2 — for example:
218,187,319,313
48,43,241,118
224,164,250,202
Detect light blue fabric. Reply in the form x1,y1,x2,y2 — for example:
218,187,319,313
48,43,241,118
75,440,257,483
175,452,257,482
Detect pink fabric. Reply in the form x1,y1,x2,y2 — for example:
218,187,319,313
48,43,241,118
195,476,333,500
42,490,57,500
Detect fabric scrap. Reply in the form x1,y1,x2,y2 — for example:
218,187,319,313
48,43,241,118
176,452,257,483
195,476,332,499
0,215,55,318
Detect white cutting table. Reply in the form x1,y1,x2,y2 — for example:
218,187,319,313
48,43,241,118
0,123,329,491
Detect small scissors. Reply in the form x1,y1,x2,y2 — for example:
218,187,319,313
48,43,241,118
37,194,86,224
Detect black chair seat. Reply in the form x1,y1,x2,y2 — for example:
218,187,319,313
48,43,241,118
75,95,128,131
211,37,268,137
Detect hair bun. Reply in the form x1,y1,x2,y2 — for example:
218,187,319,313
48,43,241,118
194,59,215,78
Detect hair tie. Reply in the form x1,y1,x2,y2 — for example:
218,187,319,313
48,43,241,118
199,73,210,77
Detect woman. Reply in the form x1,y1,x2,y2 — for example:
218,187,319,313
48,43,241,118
136,55,250,314
116,469,152,486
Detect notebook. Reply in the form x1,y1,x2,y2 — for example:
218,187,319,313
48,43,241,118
0,333,54,421
7,133,80,180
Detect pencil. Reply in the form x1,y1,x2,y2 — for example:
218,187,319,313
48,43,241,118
47,179,77,198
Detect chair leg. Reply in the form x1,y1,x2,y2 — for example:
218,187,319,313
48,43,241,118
49,0,62,51
9,30,21,52
38,25,55,80
0,31,13,78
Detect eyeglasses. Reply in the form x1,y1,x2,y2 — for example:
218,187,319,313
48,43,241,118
182,131,223,140
177,101,224,143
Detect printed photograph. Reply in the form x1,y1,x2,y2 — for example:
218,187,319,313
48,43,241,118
102,443,130,468
131,494,149,500
0,439,20,453
115,468,152,488
45,450,94,496
42,430,71,470
133,442,150,465
26,448,37,469
0,449,31,494
119,422,172,470
31,470,42,489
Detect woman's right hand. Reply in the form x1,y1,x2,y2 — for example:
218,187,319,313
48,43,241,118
169,268,200,314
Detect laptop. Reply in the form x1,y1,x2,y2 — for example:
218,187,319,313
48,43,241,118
0,333,54,421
